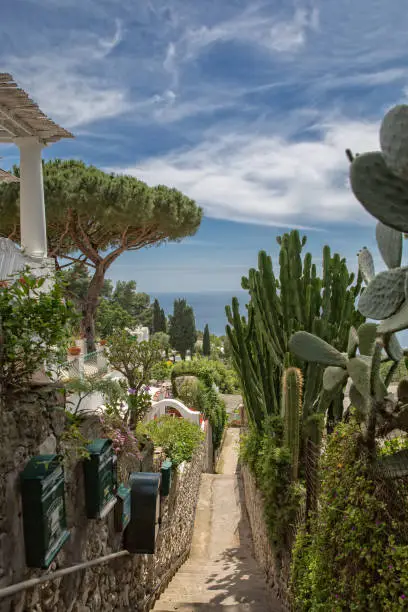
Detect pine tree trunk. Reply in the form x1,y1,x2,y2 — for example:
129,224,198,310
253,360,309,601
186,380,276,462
82,264,106,353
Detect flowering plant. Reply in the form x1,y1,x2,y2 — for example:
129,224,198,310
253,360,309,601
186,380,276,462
99,413,143,482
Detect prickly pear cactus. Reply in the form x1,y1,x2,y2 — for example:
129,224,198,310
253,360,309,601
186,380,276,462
376,222,402,269
358,268,407,319
357,247,375,283
380,104,408,179
288,332,347,367
350,152,408,234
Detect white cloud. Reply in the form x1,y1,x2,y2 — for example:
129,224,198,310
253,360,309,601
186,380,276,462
112,117,379,227
2,20,130,129
175,5,319,64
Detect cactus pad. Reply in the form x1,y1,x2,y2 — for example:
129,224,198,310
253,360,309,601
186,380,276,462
349,383,368,418
378,299,408,334
375,222,403,269
380,104,408,179
357,322,378,356
350,152,408,233
347,326,359,358
358,268,407,319
289,331,347,367
347,356,371,397
323,366,348,392
398,379,408,403
384,333,403,362
358,248,375,284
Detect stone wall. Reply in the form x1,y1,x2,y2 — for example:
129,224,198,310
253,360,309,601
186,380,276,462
241,464,290,610
0,386,206,612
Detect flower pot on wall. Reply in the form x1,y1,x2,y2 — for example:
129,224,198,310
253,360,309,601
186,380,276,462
68,346,81,356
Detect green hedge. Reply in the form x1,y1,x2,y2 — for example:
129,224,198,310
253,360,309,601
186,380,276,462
137,416,204,466
290,420,408,611
171,357,240,394
173,370,227,450
241,417,305,553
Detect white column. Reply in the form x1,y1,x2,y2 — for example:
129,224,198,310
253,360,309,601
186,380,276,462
15,137,47,258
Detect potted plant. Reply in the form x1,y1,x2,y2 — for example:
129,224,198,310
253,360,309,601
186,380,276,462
68,345,81,356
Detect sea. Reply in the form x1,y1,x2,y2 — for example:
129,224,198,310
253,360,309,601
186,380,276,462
152,291,249,336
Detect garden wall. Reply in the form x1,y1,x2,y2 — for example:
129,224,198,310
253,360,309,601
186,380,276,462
0,386,207,612
241,465,290,610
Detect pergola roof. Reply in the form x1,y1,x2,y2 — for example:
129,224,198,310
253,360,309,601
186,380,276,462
0,73,74,144
0,167,19,182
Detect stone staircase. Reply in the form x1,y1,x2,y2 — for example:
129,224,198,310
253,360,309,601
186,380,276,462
153,431,283,612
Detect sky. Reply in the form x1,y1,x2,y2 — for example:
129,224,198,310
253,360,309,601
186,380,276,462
0,0,407,293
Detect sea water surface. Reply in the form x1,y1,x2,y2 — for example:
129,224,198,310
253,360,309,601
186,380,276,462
152,291,249,336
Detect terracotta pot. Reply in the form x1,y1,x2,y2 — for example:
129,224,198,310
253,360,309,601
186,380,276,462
99,339,107,346
68,346,81,356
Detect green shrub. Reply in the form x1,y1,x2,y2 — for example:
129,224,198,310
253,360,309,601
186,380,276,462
137,416,204,466
171,357,239,394
202,386,227,448
290,420,408,611
0,271,77,391
172,365,228,450
241,418,305,553
177,377,202,409
151,360,174,382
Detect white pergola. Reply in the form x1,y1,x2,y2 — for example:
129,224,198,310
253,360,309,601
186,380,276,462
0,73,73,258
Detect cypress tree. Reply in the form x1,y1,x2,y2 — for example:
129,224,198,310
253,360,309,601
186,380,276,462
169,298,197,360
152,299,162,333
160,307,167,333
203,324,211,356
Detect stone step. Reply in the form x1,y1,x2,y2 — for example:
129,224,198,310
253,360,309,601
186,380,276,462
156,588,271,603
153,602,269,611
169,568,265,578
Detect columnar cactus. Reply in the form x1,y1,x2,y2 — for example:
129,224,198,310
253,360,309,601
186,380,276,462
281,367,303,480
226,230,364,432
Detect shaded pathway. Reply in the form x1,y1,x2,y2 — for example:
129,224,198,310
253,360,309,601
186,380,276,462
153,429,283,611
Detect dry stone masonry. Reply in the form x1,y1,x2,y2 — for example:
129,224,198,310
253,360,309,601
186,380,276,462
0,387,207,612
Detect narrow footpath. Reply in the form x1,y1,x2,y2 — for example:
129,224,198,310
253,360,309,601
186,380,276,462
153,428,283,612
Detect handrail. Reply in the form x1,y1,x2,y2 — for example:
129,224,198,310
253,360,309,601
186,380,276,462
0,551,129,600
138,548,189,611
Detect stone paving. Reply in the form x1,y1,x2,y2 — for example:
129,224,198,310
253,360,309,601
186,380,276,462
153,429,283,612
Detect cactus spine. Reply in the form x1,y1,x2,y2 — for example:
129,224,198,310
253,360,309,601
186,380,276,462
282,367,303,481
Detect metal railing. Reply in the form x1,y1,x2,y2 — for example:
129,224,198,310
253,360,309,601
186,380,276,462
59,349,108,380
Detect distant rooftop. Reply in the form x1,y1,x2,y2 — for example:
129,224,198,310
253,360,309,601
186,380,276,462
0,73,74,144
0,167,19,182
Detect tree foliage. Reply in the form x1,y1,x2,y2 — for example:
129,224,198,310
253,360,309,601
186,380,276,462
203,323,211,356
105,331,162,424
0,160,202,351
112,281,152,328
169,298,197,359
95,300,134,339
0,272,77,391
152,299,166,333
106,332,161,391
151,331,170,355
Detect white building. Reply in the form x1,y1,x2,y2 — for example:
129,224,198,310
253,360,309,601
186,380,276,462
126,326,150,342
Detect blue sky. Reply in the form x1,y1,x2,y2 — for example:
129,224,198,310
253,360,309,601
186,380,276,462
1,0,408,292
